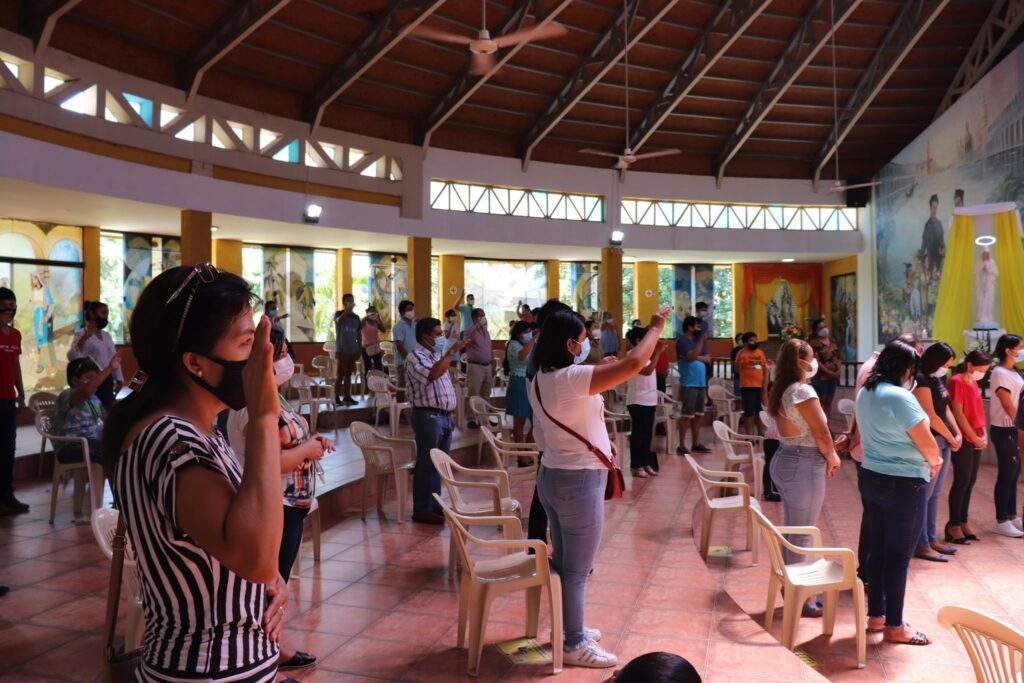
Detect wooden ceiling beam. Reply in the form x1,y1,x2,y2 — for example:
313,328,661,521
933,0,1024,120
304,0,447,133
628,0,771,156
415,0,576,149
714,0,865,186
178,0,293,105
813,0,951,187
517,0,682,169
18,0,84,58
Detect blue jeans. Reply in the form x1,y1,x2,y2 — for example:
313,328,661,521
769,444,826,564
859,467,926,627
918,435,952,545
411,408,453,514
991,426,1020,522
0,399,15,498
536,465,606,650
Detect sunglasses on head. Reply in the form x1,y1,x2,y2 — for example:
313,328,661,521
166,263,218,347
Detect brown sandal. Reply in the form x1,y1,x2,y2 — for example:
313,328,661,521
883,624,931,645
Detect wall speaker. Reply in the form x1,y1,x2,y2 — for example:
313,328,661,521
846,179,870,208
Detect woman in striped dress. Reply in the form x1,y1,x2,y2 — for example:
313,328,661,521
102,264,285,682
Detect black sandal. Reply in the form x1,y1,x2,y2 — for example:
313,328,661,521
945,523,971,545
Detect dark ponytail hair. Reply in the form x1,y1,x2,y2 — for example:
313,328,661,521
955,349,994,375
918,342,955,377
101,266,255,469
84,300,107,318
993,334,1023,365
863,340,918,391
532,309,585,372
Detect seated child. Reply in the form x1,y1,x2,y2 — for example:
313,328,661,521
54,355,121,464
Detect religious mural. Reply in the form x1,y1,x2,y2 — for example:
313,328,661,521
875,41,1024,343
830,273,857,361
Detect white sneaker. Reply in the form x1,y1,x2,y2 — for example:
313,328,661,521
1012,518,1023,532
993,520,1024,538
645,466,659,477
631,468,649,478
564,639,617,669
584,627,602,642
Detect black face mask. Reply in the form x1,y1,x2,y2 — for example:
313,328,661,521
748,342,759,350
95,317,109,330
691,329,701,338
188,355,247,410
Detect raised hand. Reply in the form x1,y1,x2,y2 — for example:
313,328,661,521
650,306,671,332
243,316,278,420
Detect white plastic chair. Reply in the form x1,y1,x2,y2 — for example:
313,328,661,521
287,373,336,434
36,408,104,524
321,341,336,359
712,420,766,500
469,396,512,462
289,498,322,577
367,374,412,437
684,453,758,564
480,428,539,487
752,507,865,668
654,390,681,454
837,397,856,432
28,392,58,476
91,507,144,651
350,421,415,523
938,605,1024,683
430,449,521,580
708,384,741,431
434,494,562,676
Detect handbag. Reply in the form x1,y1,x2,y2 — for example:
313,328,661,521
533,378,625,500
102,514,142,683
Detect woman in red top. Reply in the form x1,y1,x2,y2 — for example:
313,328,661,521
946,349,993,543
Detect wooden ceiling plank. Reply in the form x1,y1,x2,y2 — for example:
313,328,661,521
415,0,576,149
518,0,682,169
628,0,772,155
813,0,951,186
18,0,84,58
933,0,1024,120
715,0,865,185
304,0,447,133
178,0,293,104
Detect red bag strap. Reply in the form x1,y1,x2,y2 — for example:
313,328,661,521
533,376,618,471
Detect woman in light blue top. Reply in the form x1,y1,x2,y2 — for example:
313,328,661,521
856,339,941,646
505,320,537,442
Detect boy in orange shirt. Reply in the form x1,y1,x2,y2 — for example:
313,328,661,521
736,332,768,435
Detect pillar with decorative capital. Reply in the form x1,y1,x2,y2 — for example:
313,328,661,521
635,261,660,324
82,226,100,301
180,209,212,266
438,255,464,319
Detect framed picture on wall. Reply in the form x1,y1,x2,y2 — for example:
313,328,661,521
830,273,857,361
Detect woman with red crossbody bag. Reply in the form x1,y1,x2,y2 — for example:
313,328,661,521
528,306,670,669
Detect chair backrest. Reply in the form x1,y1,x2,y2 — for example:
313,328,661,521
34,407,55,437
379,340,393,355
759,409,776,432
938,606,1024,683
28,391,58,413
312,355,336,378
750,506,788,583
366,374,392,397
349,421,393,472
837,398,855,415
91,507,142,600
434,494,481,578
683,453,718,506
469,396,501,425
708,384,728,400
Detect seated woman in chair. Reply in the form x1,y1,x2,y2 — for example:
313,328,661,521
54,355,121,465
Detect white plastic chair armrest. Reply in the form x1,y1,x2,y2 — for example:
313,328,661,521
735,434,765,446
461,514,525,540
706,479,750,504
47,434,88,447
698,468,744,481
774,525,824,547
448,480,504,512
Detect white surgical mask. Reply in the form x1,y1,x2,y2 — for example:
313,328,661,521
818,327,829,338
804,358,819,377
698,310,709,319
591,329,600,340
403,310,415,321
521,332,533,342
931,367,949,379
573,338,591,365
1016,349,1024,363
971,370,986,381
447,316,455,323
273,356,295,386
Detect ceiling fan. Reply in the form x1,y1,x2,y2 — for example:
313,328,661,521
410,0,568,76
823,0,879,194
580,0,681,170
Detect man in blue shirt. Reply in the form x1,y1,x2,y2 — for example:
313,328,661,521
451,290,476,333
676,315,711,455
392,299,417,388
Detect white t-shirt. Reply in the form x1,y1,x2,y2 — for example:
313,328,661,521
989,366,1023,427
626,362,657,406
528,364,611,470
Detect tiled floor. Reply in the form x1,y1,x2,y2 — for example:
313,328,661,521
1,419,1017,682
713,450,1024,682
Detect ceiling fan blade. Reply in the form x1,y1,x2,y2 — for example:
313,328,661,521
493,22,568,48
579,148,623,159
410,24,474,46
632,148,682,161
829,180,880,192
613,158,630,170
469,51,497,76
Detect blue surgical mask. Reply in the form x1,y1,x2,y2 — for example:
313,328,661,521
434,336,446,354
573,338,590,365
521,332,533,342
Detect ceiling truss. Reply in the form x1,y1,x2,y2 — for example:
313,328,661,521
17,0,83,57
813,0,951,187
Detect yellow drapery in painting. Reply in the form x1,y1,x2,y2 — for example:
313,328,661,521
932,214,975,358
993,209,1024,348
743,264,822,339
752,279,814,339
